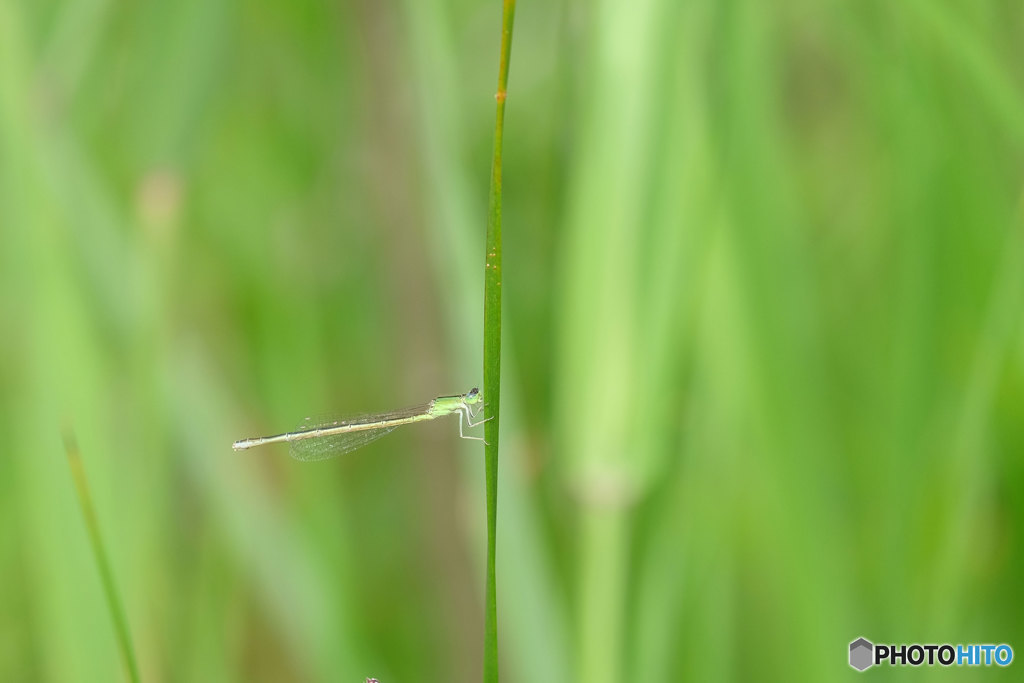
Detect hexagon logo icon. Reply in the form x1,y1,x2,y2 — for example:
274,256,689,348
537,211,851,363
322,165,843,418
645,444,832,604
849,637,874,671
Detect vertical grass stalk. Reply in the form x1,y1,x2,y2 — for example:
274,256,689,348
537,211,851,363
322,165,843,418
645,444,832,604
63,431,141,683
483,1,516,680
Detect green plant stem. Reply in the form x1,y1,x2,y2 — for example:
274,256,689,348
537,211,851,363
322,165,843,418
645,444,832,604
483,1,516,681
579,506,627,683
63,431,141,683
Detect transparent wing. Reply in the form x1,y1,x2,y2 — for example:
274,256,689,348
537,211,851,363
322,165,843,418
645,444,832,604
289,425,398,462
285,402,432,462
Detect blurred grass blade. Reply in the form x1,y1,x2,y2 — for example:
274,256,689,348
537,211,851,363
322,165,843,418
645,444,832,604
558,0,661,679
62,431,140,683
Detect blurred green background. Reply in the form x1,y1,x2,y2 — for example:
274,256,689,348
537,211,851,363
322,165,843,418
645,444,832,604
2,0,1023,681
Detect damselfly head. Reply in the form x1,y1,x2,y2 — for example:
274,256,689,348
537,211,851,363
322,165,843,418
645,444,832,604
465,387,481,403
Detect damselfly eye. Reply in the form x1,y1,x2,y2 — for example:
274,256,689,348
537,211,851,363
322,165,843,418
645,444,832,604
468,387,479,397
